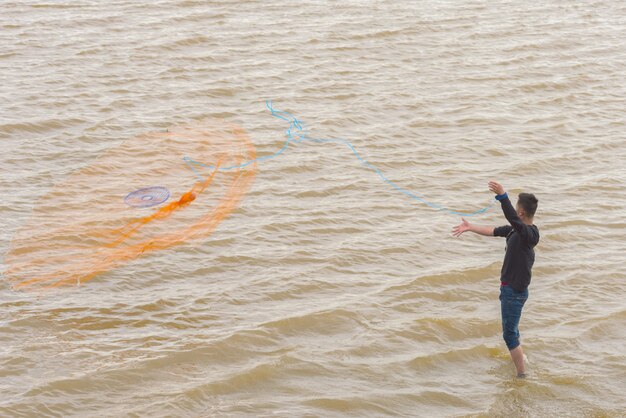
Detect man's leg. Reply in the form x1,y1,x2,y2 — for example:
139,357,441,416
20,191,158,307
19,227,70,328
509,345,525,376
500,286,528,376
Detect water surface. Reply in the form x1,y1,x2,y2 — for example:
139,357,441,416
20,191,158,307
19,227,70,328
1,1,625,416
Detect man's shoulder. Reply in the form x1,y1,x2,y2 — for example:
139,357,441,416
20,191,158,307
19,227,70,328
494,225,513,237
527,224,540,244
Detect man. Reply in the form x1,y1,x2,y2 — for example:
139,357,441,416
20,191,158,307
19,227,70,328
452,181,539,377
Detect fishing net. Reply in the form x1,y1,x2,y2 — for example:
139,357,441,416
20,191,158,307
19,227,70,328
5,102,496,291
5,120,257,290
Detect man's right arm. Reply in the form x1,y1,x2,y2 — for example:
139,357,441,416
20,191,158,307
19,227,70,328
452,218,495,237
469,224,496,236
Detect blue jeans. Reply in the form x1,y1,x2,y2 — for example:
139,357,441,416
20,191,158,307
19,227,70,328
499,285,528,350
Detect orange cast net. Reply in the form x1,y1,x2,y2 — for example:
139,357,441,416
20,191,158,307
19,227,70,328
5,120,257,290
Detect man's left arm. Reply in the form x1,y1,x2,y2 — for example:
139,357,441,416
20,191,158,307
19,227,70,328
488,181,532,241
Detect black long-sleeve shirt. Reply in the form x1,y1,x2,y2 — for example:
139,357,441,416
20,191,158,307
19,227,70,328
493,196,540,292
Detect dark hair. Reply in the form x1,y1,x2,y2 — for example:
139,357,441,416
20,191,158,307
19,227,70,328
518,193,538,217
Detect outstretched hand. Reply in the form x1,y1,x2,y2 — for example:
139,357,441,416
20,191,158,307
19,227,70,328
452,218,471,237
488,181,505,195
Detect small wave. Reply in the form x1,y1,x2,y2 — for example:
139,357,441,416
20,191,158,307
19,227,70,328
0,118,85,136
260,307,366,336
407,343,502,369
381,264,499,296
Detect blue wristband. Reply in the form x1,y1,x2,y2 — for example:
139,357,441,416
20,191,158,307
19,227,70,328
495,192,508,201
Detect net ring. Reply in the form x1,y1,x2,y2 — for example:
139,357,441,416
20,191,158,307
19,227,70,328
124,186,170,208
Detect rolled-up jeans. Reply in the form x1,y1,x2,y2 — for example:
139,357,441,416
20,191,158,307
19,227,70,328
499,285,528,350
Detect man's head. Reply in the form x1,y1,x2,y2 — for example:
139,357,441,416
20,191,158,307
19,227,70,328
516,193,538,221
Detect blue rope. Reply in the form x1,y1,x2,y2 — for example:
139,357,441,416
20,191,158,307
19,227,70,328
183,100,495,217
